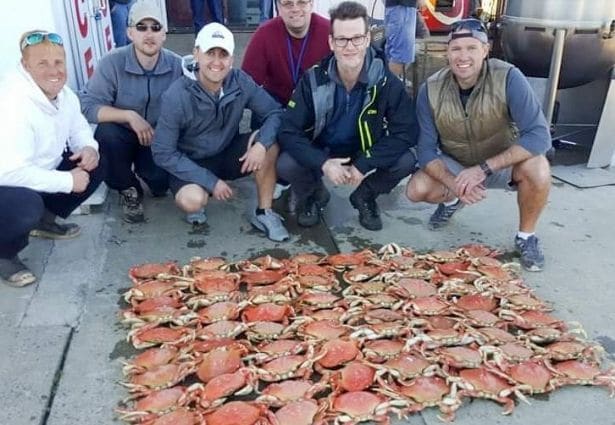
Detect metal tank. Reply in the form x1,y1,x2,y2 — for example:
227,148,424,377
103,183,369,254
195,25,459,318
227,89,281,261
500,0,615,89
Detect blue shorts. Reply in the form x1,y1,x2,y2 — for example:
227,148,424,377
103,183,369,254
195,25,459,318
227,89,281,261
385,6,417,65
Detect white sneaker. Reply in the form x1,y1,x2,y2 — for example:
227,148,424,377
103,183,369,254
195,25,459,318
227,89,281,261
273,183,291,200
186,208,207,225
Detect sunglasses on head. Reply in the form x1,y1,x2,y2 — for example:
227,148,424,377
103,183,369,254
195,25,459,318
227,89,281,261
135,22,163,32
20,31,63,51
450,18,487,34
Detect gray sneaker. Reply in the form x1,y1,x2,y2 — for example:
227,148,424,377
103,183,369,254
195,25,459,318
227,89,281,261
251,209,290,242
514,235,544,272
120,187,145,223
428,199,464,230
186,208,207,225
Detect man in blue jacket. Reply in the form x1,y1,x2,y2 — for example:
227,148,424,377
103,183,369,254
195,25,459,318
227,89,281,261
81,0,183,223
277,1,417,231
152,23,289,242
405,19,551,271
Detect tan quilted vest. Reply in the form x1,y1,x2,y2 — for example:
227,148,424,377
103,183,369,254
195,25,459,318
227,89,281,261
427,58,519,166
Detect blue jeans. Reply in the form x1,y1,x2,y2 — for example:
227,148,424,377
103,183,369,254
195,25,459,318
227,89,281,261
190,0,224,34
0,155,104,258
385,6,417,65
259,0,273,23
110,0,135,47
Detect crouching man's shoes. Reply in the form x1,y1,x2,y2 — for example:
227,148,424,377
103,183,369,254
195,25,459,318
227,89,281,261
349,189,382,231
30,221,81,239
0,256,36,287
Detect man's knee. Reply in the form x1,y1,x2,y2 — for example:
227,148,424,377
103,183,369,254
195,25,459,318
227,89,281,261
175,185,208,213
3,188,45,234
94,122,132,147
405,171,433,202
515,155,551,187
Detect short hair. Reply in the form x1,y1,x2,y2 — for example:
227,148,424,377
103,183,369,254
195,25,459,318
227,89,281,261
328,1,368,35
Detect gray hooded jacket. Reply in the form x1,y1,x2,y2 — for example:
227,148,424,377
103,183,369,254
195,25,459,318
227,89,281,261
152,55,283,192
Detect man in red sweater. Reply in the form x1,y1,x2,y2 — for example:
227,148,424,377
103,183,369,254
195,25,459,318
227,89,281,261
242,0,330,106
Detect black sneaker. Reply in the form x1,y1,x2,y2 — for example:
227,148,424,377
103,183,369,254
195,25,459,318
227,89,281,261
349,188,382,231
297,186,330,227
514,235,545,272
30,221,81,239
428,199,464,230
120,187,145,223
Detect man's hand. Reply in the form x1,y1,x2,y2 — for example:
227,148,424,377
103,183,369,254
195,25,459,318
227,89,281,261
322,158,351,186
455,165,487,198
457,184,487,205
212,180,233,201
347,165,365,185
69,146,99,171
126,111,154,146
70,168,90,193
239,142,267,174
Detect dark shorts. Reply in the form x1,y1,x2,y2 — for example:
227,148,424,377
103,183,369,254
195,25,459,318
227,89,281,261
169,133,252,195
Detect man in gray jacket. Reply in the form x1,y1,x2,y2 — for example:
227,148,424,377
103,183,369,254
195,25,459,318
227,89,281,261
152,23,289,242
81,0,183,223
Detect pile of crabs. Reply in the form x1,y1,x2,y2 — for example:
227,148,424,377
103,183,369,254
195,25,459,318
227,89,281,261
116,243,615,425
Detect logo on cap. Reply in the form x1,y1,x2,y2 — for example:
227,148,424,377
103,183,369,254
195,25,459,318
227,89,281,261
212,31,225,39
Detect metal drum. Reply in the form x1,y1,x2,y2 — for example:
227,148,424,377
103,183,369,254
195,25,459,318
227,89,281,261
500,0,615,88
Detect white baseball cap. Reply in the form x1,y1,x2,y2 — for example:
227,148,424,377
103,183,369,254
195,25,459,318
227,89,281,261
129,0,165,28
195,23,235,55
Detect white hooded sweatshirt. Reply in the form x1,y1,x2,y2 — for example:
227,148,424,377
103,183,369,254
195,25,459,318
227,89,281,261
0,63,99,193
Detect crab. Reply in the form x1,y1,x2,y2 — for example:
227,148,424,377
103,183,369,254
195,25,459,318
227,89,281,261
547,360,615,396
403,296,450,316
196,320,249,340
497,359,556,394
342,265,388,284
437,278,479,297
406,327,474,350
238,255,287,271
500,293,553,311
122,346,182,376
123,280,183,303
255,379,328,406
322,250,374,270
349,321,410,340
296,292,347,312
195,343,249,383
310,307,348,322
296,273,340,293
315,339,362,372
245,321,296,342
295,318,352,340
191,368,257,409
129,262,180,284
458,243,501,258
458,309,504,328
448,366,530,415
115,386,192,423
435,260,472,276
273,399,326,425
474,262,519,281
140,407,204,425
240,269,288,287
244,339,310,364
519,325,587,345
251,345,323,382
429,346,483,370
343,281,390,298
542,340,604,363
187,256,229,273
195,301,248,324
376,376,460,422
480,342,537,367
329,361,377,392
202,401,275,425
325,390,406,424
289,253,324,265
241,303,295,324
452,293,498,312
247,277,298,304
121,304,195,328
120,362,196,395
499,309,568,331
127,324,195,349
361,339,407,363
345,307,406,326
371,351,439,383
474,277,530,297
185,274,243,308
127,293,184,314
468,326,517,346
346,294,403,310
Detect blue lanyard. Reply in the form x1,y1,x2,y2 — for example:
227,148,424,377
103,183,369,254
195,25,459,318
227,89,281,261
286,32,310,85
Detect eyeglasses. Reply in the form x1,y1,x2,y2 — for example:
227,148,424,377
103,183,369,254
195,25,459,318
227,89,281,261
134,22,163,32
332,35,367,48
450,18,487,34
278,0,311,9
20,32,63,52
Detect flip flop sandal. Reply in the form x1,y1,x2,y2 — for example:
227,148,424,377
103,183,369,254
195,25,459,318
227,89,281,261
5,269,37,287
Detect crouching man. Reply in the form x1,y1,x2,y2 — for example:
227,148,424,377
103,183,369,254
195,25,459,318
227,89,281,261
0,30,103,287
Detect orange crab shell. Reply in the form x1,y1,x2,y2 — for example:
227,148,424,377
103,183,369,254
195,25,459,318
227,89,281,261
274,399,323,425
241,303,294,324
317,339,361,369
129,262,180,282
331,361,376,392
196,345,247,383
203,401,273,425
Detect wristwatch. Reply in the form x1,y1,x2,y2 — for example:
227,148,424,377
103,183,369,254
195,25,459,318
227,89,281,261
479,161,493,177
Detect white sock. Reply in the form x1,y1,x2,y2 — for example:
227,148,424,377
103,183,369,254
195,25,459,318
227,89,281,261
516,231,535,240
444,198,459,207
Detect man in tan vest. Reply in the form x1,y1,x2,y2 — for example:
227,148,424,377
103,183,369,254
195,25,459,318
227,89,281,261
405,18,551,272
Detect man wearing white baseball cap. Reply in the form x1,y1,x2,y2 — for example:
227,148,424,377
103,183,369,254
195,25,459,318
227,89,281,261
152,23,289,242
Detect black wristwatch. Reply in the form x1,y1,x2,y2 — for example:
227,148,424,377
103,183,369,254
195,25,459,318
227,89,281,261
479,161,493,176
